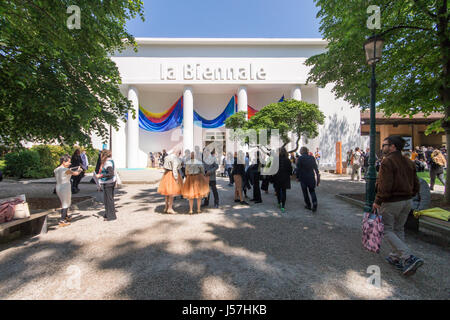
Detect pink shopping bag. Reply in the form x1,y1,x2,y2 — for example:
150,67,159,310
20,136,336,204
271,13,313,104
362,209,384,253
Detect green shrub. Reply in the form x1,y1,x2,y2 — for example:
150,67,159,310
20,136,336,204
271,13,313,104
4,145,100,179
4,149,41,178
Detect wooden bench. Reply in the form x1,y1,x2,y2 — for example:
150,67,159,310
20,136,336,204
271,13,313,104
0,210,49,241
419,216,450,236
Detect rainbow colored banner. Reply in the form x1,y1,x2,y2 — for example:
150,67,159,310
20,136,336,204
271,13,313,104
139,97,183,132
138,95,285,131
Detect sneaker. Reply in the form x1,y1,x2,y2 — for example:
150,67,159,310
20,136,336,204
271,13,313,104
214,204,219,208
234,199,240,203
402,255,424,276
240,201,249,205
385,256,404,271
278,203,281,208
304,205,312,210
312,205,317,212
281,208,285,213
255,200,262,204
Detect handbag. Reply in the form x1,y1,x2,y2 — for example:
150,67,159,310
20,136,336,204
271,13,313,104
362,209,384,253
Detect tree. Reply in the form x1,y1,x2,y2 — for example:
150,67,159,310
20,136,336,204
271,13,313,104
225,99,325,154
0,0,145,147
306,0,449,201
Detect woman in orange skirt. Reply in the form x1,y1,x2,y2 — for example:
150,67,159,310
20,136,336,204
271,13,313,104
158,150,183,214
182,151,209,214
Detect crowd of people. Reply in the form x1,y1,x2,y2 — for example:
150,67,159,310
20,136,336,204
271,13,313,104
51,135,439,277
156,146,321,214
346,144,447,191
54,148,117,227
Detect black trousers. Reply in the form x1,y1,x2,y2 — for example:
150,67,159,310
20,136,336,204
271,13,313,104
300,182,317,208
205,180,219,205
226,167,234,184
261,177,269,191
253,173,262,201
103,183,117,220
276,187,287,207
71,171,84,190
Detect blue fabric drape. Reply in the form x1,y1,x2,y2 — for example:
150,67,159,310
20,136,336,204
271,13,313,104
193,96,237,128
139,98,183,132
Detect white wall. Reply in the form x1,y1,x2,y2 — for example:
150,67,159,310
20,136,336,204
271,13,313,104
314,84,363,169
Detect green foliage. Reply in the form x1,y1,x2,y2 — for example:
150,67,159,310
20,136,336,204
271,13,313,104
4,149,41,178
306,0,449,132
225,100,325,151
4,144,99,178
0,0,145,147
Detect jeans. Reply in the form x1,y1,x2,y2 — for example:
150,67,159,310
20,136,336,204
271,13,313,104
429,169,445,189
380,200,412,261
300,182,317,208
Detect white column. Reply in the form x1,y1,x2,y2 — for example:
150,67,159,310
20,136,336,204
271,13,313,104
183,86,194,153
127,86,139,168
291,85,302,101
291,85,302,152
237,86,248,119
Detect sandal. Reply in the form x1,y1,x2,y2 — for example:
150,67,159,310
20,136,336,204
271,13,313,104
167,209,176,214
58,220,70,227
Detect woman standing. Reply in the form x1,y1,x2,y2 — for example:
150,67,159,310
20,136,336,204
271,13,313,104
232,151,249,205
429,149,447,190
158,150,183,214
96,150,117,221
182,151,209,214
273,148,293,212
54,154,82,227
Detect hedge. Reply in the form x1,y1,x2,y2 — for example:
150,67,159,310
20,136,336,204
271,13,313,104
4,145,100,179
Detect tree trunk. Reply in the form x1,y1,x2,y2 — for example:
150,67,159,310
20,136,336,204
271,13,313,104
437,0,450,203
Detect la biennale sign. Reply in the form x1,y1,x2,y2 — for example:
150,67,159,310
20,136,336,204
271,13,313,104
160,63,267,81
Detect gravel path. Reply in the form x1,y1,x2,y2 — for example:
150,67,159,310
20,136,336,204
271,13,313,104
0,173,448,299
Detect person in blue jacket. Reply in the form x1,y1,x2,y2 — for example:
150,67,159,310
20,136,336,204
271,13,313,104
296,146,320,212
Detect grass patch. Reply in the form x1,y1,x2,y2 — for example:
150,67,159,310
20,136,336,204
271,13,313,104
417,171,446,186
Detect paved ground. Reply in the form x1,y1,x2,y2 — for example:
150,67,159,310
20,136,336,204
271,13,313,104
0,173,448,299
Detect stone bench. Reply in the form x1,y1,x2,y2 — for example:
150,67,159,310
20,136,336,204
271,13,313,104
0,210,49,241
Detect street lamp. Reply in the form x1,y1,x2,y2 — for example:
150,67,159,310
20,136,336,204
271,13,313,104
363,35,384,213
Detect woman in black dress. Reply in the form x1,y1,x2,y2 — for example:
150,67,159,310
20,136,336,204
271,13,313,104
249,152,263,203
273,147,293,212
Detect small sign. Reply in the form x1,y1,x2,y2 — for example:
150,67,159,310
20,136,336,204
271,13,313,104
403,137,412,150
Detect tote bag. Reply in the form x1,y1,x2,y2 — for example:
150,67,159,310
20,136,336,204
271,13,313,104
362,209,384,253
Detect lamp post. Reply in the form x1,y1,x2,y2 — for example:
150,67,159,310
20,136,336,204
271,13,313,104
363,35,384,213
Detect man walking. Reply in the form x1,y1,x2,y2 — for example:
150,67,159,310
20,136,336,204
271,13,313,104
296,147,320,212
373,135,423,276
203,149,219,208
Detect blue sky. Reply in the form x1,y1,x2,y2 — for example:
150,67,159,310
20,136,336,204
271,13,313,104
126,0,322,38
